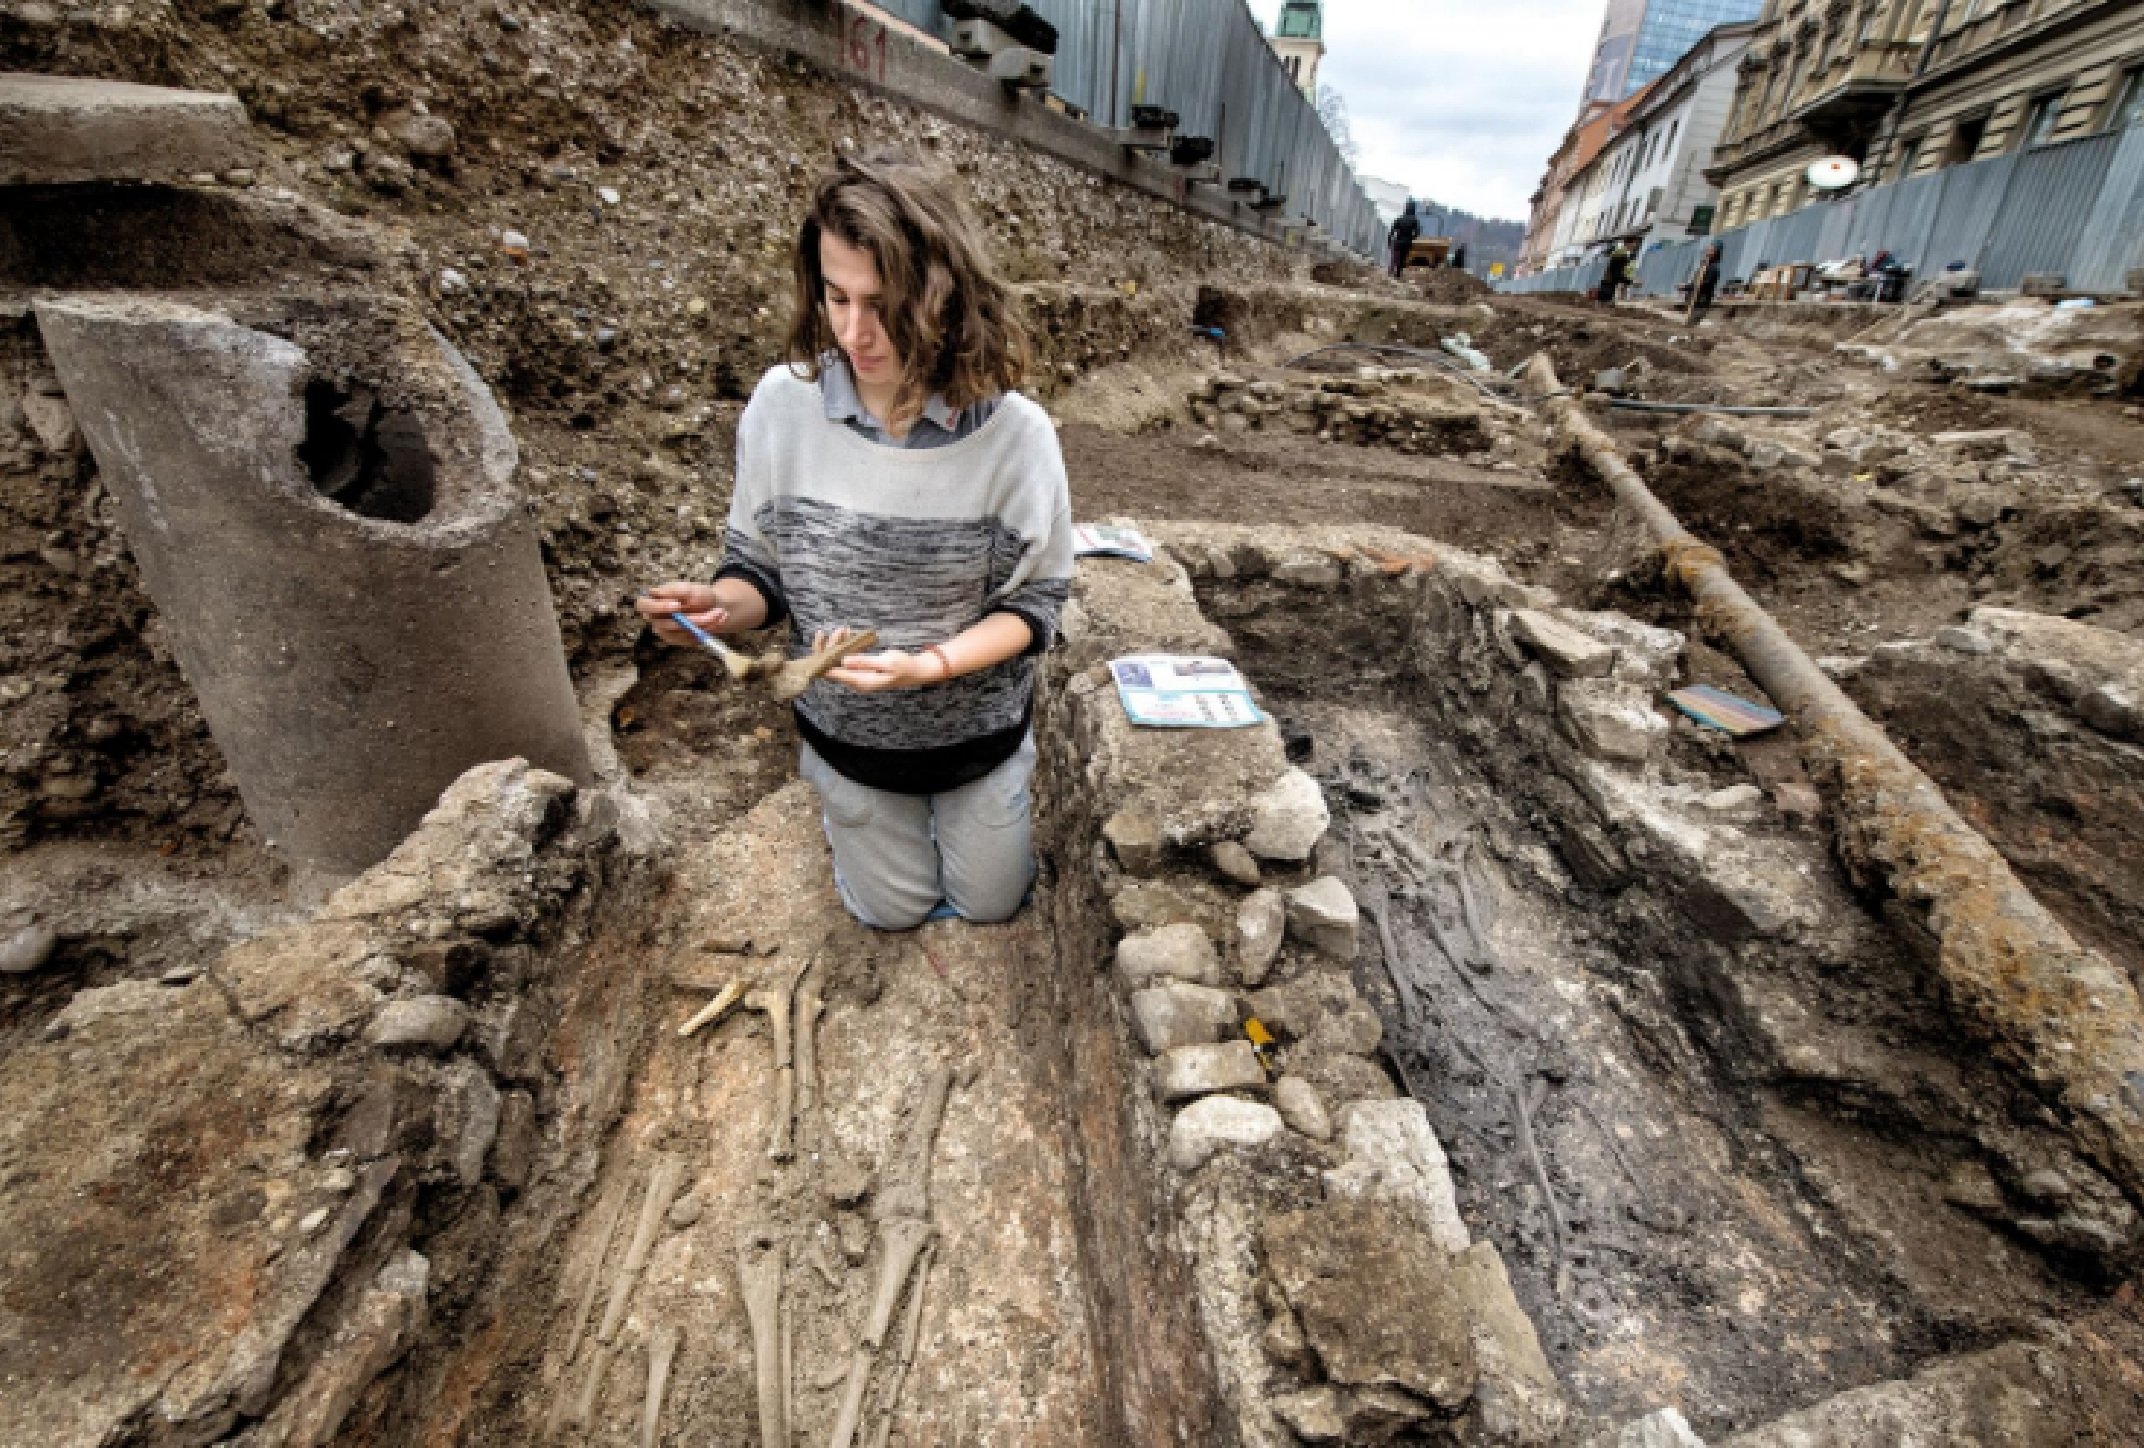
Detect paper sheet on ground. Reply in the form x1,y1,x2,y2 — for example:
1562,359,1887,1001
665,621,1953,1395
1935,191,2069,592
1073,523,1154,562
1110,655,1265,729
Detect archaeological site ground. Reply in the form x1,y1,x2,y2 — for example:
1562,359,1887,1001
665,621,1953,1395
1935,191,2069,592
4,3,2144,1446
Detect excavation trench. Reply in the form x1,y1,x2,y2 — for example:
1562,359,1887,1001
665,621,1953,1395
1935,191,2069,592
413,521,2131,1447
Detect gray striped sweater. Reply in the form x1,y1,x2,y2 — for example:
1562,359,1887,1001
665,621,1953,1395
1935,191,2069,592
716,364,1074,794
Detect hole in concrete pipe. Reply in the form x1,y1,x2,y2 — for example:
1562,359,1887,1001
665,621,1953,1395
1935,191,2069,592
297,376,438,523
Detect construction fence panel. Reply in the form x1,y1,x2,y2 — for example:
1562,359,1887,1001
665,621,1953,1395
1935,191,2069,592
1919,152,2017,276
1975,131,2121,291
1873,167,1950,277
2069,125,2144,293
845,0,1383,254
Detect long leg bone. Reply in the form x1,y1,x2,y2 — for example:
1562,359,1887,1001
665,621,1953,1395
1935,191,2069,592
599,1157,683,1344
867,1240,936,1448
680,976,752,1038
746,959,806,1161
642,1325,680,1448
545,1185,627,1437
876,1065,953,1223
770,629,880,702
566,1343,610,1435
739,1226,788,1448
795,959,825,1115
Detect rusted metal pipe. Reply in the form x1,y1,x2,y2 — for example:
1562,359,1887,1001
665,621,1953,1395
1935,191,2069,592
1525,352,2144,1203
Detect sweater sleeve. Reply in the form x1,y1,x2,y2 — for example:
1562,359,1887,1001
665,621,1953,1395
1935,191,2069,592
713,375,790,628
986,412,1075,656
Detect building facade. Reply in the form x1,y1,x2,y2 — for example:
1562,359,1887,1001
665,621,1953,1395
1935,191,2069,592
1270,0,1325,100
1708,0,2143,232
1520,103,1613,272
1584,22,1758,250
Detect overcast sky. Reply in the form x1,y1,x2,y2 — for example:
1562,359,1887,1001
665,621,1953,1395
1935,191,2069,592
1247,0,1604,222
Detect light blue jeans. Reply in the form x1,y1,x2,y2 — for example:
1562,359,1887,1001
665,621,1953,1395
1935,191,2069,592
799,735,1037,930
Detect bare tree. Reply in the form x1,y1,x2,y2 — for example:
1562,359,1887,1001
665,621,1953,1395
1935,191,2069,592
1316,84,1360,166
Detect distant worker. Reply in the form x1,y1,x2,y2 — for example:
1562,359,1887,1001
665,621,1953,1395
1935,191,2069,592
1387,199,1422,278
1450,243,1468,271
1596,242,1632,305
1685,242,1722,325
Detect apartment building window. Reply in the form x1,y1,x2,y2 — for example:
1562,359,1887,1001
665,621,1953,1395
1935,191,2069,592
2018,91,2066,150
1944,112,1989,165
2110,67,2144,131
1894,134,1924,179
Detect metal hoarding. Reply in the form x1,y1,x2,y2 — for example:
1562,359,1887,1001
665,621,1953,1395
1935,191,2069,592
1976,131,2119,291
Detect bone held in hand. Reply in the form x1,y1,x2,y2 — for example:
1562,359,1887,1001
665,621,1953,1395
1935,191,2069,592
771,629,880,702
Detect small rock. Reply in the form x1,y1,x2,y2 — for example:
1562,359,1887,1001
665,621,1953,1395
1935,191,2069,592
2019,1168,2073,1204
1210,839,1261,887
499,229,531,260
1697,783,1763,813
1235,888,1286,984
1772,782,1823,821
1155,1040,1266,1103
668,1193,705,1229
1129,982,1239,1055
437,267,469,295
1167,1093,1282,1170
1269,1385,1346,1442
1833,561,1871,586
1115,923,1222,989
1274,1075,1332,1141
1103,808,1164,875
221,168,255,187
2077,683,2139,741
685,296,709,318
1285,876,1359,960
1557,678,1668,764
366,995,470,1052
298,1207,331,1236
0,923,59,975
1620,1407,1707,1447
596,185,621,205
1934,624,1994,656
1507,609,1614,678
391,112,457,159
1243,767,1330,862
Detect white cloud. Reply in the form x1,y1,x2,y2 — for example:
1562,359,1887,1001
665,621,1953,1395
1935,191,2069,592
1248,0,1603,220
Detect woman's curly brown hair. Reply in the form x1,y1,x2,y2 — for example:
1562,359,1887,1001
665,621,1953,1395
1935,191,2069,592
786,149,1029,427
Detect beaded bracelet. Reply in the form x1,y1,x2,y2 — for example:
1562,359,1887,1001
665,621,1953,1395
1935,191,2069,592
926,644,955,683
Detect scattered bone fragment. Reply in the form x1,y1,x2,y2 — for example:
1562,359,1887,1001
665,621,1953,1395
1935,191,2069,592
740,1226,788,1448
867,1240,935,1448
795,957,825,1115
599,1156,684,1343
678,976,750,1038
642,1324,680,1448
771,628,880,702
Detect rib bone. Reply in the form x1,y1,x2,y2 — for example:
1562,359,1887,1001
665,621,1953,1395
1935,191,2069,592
739,1227,788,1448
599,1157,683,1344
642,1325,680,1448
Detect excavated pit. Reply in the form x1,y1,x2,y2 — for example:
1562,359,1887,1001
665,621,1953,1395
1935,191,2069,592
1170,526,2127,1434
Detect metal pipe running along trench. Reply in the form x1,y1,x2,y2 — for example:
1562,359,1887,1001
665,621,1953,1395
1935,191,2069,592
1524,352,2144,1208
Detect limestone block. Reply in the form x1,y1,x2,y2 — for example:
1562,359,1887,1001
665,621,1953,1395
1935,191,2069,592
1129,982,1239,1055
1274,1075,1333,1141
1244,767,1329,862
1167,1094,1283,1171
366,995,470,1052
1251,971,1381,1057
1115,923,1222,989
1155,1040,1266,1103
1269,1386,1346,1442
1264,1196,1477,1412
0,75,260,186
1557,678,1668,764
1235,888,1286,983
1933,428,2035,462
1450,1243,1568,1445
1506,609,1613,678
1325,1099,1470,1254
1285,876,1359,959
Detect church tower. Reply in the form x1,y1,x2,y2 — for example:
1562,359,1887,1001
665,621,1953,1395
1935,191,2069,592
1270,0,1324,100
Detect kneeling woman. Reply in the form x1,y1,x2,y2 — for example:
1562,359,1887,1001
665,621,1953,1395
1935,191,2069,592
639,151,1073,930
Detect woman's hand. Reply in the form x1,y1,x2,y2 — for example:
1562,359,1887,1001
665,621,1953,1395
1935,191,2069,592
635,581,731,647
817,628,945,693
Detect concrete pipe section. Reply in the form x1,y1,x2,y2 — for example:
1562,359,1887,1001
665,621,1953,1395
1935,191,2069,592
35,294,590,877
